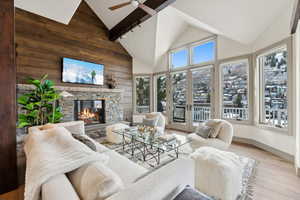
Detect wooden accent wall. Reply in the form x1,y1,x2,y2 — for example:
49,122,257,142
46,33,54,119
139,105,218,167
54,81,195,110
15,2,133,120
0,0,18,194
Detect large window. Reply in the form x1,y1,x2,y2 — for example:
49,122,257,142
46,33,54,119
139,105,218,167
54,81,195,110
135,76,151,113
221,60,249,121
192,41,216,64
258,46,288,128
154,74,167,113
170,49,189,69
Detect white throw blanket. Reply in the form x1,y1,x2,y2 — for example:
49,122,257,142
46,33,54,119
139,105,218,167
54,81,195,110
24,126,109,200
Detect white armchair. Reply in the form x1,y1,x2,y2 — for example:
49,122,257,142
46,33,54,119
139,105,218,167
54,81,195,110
188,119,233,151
145,112,166,135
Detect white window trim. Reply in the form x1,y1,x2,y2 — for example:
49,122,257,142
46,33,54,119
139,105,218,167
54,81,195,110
257,45,289,131
253,37,292,135
219,58,251,123
168,36,217,71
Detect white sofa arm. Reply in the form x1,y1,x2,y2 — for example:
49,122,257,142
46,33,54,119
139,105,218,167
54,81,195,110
107,158,195,200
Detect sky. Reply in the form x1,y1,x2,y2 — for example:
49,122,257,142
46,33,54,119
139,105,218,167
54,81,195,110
172,41,215,68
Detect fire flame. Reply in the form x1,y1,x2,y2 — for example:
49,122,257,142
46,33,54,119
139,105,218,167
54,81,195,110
79,108,95,120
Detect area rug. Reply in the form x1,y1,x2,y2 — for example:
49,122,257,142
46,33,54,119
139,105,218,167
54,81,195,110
98,138,258,200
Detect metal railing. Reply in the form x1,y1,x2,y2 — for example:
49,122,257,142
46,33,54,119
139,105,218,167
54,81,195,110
136,105,150,113
265,109,288,128
193,105,211,122
222,107,248,121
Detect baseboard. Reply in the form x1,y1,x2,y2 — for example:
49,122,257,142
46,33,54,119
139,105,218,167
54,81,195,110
233,136,294,163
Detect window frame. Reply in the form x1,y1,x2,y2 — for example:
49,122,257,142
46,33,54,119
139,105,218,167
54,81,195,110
257,45,289,131
253,37,292,135
168,36,217,71
133,74,153,114
169,47,189,69
219,57,252,124
191,40,217,66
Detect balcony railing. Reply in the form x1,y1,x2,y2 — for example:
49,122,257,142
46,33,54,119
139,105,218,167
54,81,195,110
222,107,248,121
136,105,150,113
193,105,211,122
265,109,288,128
141,104,288,128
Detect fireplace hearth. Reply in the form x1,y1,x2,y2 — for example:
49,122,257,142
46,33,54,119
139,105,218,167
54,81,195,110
74,100,105,125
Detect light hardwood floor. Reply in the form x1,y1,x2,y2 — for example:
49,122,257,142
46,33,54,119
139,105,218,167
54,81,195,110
1,142,299,200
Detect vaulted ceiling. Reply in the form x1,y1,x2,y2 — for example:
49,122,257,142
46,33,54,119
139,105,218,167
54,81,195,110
15,0,295,67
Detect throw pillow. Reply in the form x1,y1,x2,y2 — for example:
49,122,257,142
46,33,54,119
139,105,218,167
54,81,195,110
206,120,223,138
196,125,212,139
68,161,124,200
173,185,213,200
72,134,97,152
142,117,158,127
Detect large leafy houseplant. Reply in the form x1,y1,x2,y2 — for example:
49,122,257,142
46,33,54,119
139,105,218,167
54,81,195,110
17,75,63,128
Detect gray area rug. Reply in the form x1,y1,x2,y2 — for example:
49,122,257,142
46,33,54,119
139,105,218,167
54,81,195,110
99,139,258,200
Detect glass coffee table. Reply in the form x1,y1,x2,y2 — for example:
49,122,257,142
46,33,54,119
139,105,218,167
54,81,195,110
113,128,191,167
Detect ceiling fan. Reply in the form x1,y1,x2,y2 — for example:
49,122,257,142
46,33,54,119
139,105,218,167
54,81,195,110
109,0,157,16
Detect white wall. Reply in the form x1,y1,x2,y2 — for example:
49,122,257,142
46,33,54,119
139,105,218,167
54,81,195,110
132,58,154,74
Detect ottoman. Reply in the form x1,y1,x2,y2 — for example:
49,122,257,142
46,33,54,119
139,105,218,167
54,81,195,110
189,147,243,200
106,123,130,144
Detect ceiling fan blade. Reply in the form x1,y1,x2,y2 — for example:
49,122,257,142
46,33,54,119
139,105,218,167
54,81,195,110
138,3,157,16
109,2,131,11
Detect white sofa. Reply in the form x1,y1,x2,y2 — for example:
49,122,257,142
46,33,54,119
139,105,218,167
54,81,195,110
188,119,233,150
37,121,195,200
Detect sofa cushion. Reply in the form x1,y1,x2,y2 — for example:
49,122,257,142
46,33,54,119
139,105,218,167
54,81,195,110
206,120,223,138
104,150,148,185
196,125,212,139
68,161,124,200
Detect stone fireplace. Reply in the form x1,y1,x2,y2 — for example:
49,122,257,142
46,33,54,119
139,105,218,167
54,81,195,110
74,100,106,125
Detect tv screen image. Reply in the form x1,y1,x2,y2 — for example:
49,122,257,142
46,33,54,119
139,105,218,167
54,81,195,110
62,58,104,85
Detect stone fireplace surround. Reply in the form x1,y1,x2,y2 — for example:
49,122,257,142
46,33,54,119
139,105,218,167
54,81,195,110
16,84,127,184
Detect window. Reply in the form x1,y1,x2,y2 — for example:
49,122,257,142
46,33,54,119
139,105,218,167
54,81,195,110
135,76,150,113
170,48,189,68
154,74,167,113
221,60,249,121
258,46,288,128
192,66,213,124
192,41,216,64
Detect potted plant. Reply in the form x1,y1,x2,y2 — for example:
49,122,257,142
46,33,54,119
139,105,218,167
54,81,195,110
17,74,63,129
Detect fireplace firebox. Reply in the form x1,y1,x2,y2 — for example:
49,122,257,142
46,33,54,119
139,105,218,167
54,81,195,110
74,100,105,125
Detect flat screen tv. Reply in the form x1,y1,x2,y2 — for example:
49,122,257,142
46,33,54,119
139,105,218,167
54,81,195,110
62,57,104,85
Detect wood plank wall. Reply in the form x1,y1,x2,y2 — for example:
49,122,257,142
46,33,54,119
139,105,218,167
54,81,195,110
0,0,18,194
15,2,133,121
